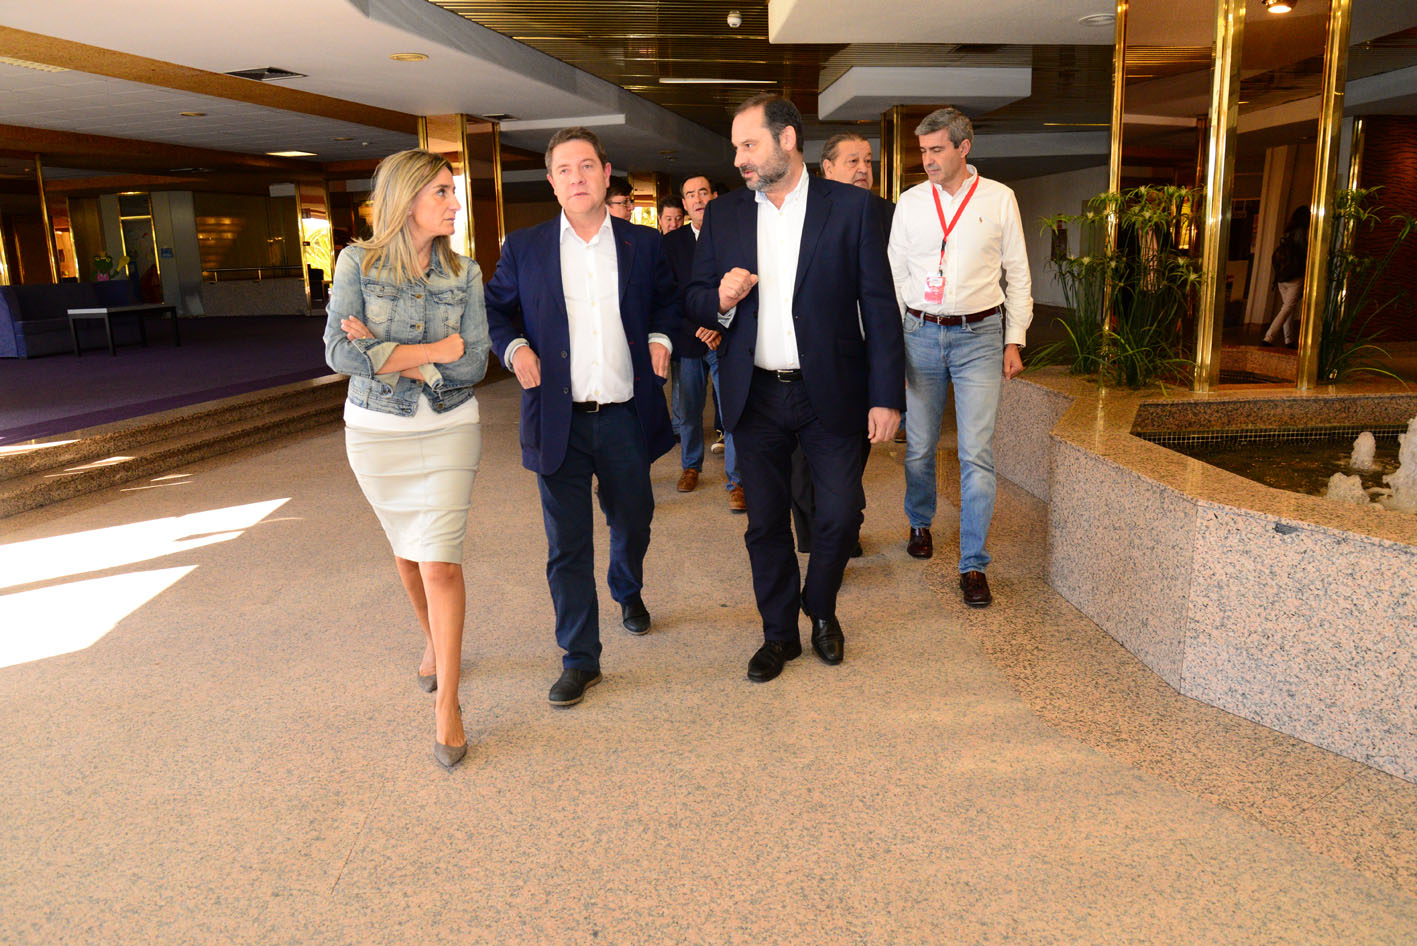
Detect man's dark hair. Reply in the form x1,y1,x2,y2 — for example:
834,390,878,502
821,132,869,166
734,93,804,154
544,126,609,170
607,177,633,199
680,173,715,196
657,195,684,215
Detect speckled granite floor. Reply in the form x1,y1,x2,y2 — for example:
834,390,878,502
1,377,1415,945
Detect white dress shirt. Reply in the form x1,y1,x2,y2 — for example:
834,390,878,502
503,209,670,402
888,165,1034,347
753,164,810,370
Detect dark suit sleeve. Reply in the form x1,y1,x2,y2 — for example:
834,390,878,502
856,194,906,411
649,232,681,343
483,235,526,369
685,202,728,331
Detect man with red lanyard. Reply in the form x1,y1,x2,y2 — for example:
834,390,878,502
887,106,1032,608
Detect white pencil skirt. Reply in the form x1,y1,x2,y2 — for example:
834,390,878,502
344,422,482,564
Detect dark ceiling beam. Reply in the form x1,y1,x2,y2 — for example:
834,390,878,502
0,124,324,175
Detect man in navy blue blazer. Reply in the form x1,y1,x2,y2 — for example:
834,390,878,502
485,127,678,707
685,94,904,683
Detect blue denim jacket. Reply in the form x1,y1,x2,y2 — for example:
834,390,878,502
323,245,492,416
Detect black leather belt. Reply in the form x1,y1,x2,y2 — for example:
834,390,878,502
571,400,626,413
754,367,803,382
906,305,1001,326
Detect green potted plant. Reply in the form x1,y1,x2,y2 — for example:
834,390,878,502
1035,185,1201,389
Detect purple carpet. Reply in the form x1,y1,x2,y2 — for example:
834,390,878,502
0,316,333,443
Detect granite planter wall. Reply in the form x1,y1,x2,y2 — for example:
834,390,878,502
1001,369,1417,782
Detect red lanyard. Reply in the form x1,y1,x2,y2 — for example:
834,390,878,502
930,174,979,273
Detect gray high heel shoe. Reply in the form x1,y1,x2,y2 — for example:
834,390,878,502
417,671,437,693
433,740,467,770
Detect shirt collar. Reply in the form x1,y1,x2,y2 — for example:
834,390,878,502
559,208,613,246
753,160,809,209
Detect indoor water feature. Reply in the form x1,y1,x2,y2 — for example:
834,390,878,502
1154,414,1417,512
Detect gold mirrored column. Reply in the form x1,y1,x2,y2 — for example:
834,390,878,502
420,114,504,278
1107,0,1127,198
35,155,58,283
1295,0,1353,391
295,181,332,310
880,107,897,202
1192,0,1246,393
1105,0,1128,337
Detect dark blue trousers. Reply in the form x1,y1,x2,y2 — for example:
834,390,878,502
536,402,654,671
733,371,868,642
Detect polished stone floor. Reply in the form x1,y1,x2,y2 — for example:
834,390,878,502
1,376,1414,945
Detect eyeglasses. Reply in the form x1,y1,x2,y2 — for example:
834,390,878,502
607,198,634,208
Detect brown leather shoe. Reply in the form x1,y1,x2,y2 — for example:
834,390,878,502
960,570,992,608
677,468,699,492
728,485,747,513
907,527,932,559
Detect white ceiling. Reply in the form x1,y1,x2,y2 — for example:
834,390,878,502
0,0,734,172
0,62,413,162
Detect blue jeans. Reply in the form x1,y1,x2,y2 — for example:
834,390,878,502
705,349,740,488
676,356,710,470
903,311,1003,574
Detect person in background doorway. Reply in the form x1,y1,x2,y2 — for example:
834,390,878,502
1262,206,1310,349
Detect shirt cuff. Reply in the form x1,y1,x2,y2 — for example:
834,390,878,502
648,333,672,355
718,305,736,328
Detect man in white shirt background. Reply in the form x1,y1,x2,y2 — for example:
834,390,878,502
484,127,678,707
888,106,1033,609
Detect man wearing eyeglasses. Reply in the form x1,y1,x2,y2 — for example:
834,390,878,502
607,178,635,221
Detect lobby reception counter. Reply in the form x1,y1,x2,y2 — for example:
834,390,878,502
997,370,1417,782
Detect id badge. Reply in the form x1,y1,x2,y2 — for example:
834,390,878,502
923,273,945,306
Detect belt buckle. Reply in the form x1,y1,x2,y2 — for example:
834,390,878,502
775,370,795,382
584,401,600,413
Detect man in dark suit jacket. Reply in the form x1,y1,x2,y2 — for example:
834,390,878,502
789,133,900,554
485,126,678,707
685,94,904,683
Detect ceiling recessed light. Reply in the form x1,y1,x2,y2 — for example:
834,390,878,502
179,111,206,117
389,52,429,62
1078,13,1116,27
1263,0,1294,11
267,150,318,158
0,55,68,73
658,77,776,85
332,136,353,141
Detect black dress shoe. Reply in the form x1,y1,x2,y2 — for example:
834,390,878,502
548,668,602,706
747,639,802,682
810,616,844,665
621,593,651,635
907,527,933,559
960,570,992,608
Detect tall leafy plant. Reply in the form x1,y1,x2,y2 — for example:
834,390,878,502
1317,187,1416,383
1035,186,1201,388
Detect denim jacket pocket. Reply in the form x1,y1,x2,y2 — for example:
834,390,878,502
362,282,399,327
429,285,467,333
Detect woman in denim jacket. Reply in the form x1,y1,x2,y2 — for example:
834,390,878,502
324,149,491,770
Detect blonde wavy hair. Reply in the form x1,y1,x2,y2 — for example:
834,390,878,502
351,149,463,284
